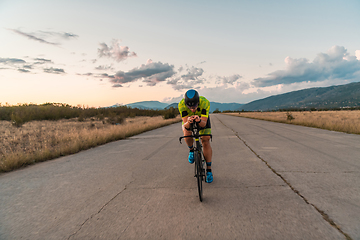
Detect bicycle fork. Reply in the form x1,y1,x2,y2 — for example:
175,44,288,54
194,139,206,181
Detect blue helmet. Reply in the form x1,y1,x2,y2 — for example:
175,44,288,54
184,89,199,107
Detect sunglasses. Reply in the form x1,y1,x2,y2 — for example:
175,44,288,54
187,103,198,109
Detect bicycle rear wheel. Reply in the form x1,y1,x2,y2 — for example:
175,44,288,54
195,151,203,202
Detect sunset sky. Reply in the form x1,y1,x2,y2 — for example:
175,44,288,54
1,0,360,107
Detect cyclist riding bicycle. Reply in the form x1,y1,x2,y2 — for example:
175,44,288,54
178,89,213,183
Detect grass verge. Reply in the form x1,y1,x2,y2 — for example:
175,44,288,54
0,116,181,173
223,110,360,135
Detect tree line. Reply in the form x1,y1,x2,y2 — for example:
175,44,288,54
0,103,179,127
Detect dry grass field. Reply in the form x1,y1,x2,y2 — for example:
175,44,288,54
0,116,181,173
224,110,360,135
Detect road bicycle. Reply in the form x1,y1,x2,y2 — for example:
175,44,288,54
179,121,212,202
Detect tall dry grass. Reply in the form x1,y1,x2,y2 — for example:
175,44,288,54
224,110,360,134
0,116,181,173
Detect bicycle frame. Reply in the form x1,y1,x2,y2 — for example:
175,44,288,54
179,121,212,201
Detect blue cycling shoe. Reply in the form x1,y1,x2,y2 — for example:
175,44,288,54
188,151,194,164
206,172,213,183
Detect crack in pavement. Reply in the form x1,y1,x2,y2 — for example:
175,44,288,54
142,137,175,161
215,115,353,240
67,179,135,240
121,196,152,235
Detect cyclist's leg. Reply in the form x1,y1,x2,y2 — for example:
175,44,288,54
200,118,213,183
199,117,212,168
182,124,195,164
182,124,193,148
201,134,212,167
201,133,213,183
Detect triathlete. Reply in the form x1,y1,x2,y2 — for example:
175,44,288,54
178,89,213,183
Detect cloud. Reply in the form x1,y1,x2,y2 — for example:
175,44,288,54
180,66,204,81
33,58,53,64
253,46,360,87
1,56,66,74
0,58,29,72
77,73,93,76
170,80,204,91
356,50,360,60
189,83,257,103
216,74,242,85
162,95,183,104
166,65,205,90
9,29,59,45
0,58,26,64
8,29,78,46
44,67,65,74
37,30,78,40
51,31,78,39
109,61,175,87
18,68,30,73
98,40,137,62
95,65,114,70
98,73,115,79
0,57,52,73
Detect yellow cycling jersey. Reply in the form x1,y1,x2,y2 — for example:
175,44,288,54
178,96,210,119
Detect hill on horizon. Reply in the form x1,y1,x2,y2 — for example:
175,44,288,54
165,102,243,113
125,101,169,110
240,81,360,111
115,101,244,113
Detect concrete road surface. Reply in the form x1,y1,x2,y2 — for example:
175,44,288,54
1,114,359,240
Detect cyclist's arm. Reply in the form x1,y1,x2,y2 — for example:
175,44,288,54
182,116,192,130
199,116,208,128
198,98,210,128
184,115,207,128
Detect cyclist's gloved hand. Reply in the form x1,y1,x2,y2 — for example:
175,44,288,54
188,117,193,123
193,115,201,122
188,115,200,123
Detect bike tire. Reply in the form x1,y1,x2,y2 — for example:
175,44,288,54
195,151,203,202
201,155,206,183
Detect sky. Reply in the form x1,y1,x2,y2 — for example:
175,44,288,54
1,0,360,107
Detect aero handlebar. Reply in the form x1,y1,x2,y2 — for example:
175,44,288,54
179,121,212,143
179,134,212,143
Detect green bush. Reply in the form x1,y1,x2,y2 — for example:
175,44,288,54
286,112,295,121
78,113,86,122
11,113,25,127
107,113,125,125
96,114,104,121
163,107,178,119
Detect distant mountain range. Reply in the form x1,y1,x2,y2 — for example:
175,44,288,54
240,81,360,111
111,81,360,112
164,102,244,113
126,101,169,110
123,101,244,113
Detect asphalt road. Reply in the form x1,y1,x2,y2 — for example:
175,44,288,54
1,114,359,240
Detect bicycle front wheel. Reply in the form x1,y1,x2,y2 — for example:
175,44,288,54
195,151,203,202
